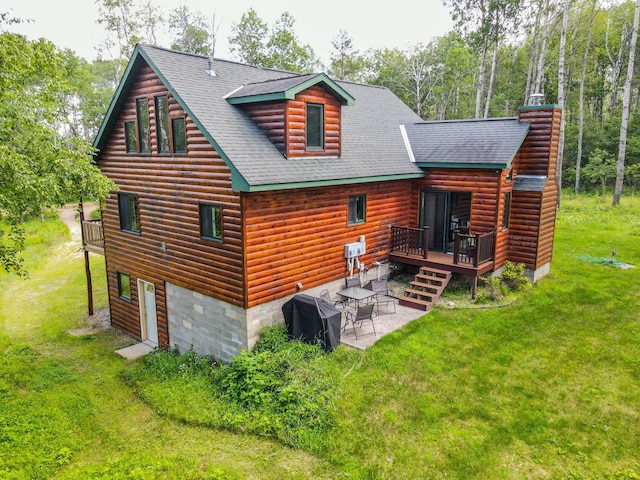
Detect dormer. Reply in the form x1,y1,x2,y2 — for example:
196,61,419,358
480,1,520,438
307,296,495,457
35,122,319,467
226,73,355,159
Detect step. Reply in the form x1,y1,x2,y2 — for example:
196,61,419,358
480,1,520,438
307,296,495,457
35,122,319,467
403,288,437,302
408,282,443,294
414,273,447,286
399,296,433,311
419,267,452,278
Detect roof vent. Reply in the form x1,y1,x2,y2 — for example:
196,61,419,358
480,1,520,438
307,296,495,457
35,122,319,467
205,58,216,77
528,93,545,106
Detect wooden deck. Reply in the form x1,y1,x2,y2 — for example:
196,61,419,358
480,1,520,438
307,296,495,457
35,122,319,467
389,250,494,277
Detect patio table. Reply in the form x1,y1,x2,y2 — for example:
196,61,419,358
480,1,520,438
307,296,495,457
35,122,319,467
336,286,376,309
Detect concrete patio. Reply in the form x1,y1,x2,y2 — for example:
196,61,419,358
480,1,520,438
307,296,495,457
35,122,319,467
338,301,428,350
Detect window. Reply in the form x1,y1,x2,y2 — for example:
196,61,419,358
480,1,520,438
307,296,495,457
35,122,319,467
503,191,511,229
136,98,150,153
199,203,223,240
125,122,137,152
155,96,170,153
172,117,187,153
118,193,140,233
117,272,131,300
306,103,324,150
348,194,366,225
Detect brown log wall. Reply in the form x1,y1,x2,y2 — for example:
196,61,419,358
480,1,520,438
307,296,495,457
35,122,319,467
243,181,413,307
508,107,561,270
242,102,287,154
98,64,244,343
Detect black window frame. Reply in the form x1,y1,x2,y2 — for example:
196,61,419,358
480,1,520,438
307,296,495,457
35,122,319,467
199,203,223,241
136,97,150,153
155,95,170,154
125,121,138,153
172,117,187,154
306,103,324,150
347,194,366,225
117,272,131,301
503,191,511,229
118,193,140,233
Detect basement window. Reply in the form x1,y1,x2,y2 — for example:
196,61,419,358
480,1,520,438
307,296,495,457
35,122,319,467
117,272,131,301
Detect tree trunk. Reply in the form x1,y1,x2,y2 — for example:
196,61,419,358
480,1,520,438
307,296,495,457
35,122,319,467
475,41,488,119
484,39,499,118
613,0,639,206
533,0,550,96
575,1,597,194
557,0,569,202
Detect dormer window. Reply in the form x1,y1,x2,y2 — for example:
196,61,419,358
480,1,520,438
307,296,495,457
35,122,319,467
306,103,324,150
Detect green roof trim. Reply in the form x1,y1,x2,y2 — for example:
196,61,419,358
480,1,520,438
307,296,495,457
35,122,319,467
244,172,425,192
227,73,356,106
518,104,562,111
416,162,509,170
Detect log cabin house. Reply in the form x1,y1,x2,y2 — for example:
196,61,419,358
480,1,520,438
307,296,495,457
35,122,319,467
86,44,561,361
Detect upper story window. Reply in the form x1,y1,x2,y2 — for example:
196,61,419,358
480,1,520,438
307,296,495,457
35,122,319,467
125,122,137,153
172,118,187,153
136,98,150,153
306,103,324,150
199,203,223,241
155,96,170,153
118,193,140,233
348,194,366,225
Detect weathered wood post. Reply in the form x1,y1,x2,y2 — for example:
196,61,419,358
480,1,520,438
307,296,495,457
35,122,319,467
453,230,460,264
79,199,94,316
422,226,429,259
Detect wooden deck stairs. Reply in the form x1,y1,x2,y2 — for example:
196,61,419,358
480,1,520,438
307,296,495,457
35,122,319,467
399,267,452,311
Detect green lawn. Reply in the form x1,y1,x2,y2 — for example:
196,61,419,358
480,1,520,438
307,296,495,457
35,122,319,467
1,193,639,479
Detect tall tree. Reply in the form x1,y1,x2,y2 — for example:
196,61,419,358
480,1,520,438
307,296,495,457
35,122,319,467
138,0,163,45
329,29,365,81
169,4,211,55
613,0,639,205
228,8,268,66
557,0,569,198
0,29,113,275
264,12,320,72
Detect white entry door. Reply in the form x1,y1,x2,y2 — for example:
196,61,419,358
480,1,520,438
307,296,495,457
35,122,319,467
138,280,158,347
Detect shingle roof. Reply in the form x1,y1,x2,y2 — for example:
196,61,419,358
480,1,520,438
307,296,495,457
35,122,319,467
94,44,424,192
403,118,530,169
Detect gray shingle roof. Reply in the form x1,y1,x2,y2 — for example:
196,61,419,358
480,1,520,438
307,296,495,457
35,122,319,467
403,118,530,169
96,45,424,192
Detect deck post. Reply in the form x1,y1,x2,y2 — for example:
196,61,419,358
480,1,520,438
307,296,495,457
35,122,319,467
79,199,94,316
453,231,460,264
474,233,481,267
422,227,429,259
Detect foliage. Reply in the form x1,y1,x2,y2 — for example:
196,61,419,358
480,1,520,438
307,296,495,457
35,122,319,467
500,260,531,292
0,31,114,275
475,260,530,303
475,274,506,303
168,4,211,56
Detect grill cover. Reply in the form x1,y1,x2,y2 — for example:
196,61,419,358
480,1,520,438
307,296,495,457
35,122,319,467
282,294,342,351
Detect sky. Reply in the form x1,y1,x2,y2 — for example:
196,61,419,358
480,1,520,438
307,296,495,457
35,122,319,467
6,0,454,65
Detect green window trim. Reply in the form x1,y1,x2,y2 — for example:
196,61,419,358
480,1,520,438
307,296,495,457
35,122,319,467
117,272,131,301
118,193,140,233
306,103,324,150
348,194,366,225
172,117,187,153
199,203,223,241
125,121,137,153
155,95,170,153
136,98,150,153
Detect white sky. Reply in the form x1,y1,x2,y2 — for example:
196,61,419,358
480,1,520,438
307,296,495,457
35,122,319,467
5,0,453,65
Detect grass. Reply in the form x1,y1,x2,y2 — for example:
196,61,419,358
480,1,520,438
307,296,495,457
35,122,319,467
1,192,640,478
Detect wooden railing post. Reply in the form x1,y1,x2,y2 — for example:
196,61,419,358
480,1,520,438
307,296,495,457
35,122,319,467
474,233,481,267
422,227,429,259
453,230,460,264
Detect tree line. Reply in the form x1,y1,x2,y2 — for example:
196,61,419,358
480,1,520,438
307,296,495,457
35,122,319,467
0,0,638,272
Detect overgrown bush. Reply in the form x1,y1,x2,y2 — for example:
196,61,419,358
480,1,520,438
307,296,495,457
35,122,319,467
475,261,531,304
475,275,506,304
500,260,531,292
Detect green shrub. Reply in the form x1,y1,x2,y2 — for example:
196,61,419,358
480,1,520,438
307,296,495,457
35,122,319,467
500,260,531,292
475,275,505,304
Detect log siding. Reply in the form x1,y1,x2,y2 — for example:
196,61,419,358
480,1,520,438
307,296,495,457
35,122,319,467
243,180,413,307
99,65,245,343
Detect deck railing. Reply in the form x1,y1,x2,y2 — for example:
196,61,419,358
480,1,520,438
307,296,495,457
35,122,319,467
390,226,430,259
82,219,104,253
453,230,495,267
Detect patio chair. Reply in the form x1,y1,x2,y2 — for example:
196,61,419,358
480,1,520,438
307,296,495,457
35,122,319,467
345,275,361,288
344,303,376,340
320,289,347,307
364,279,397,314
